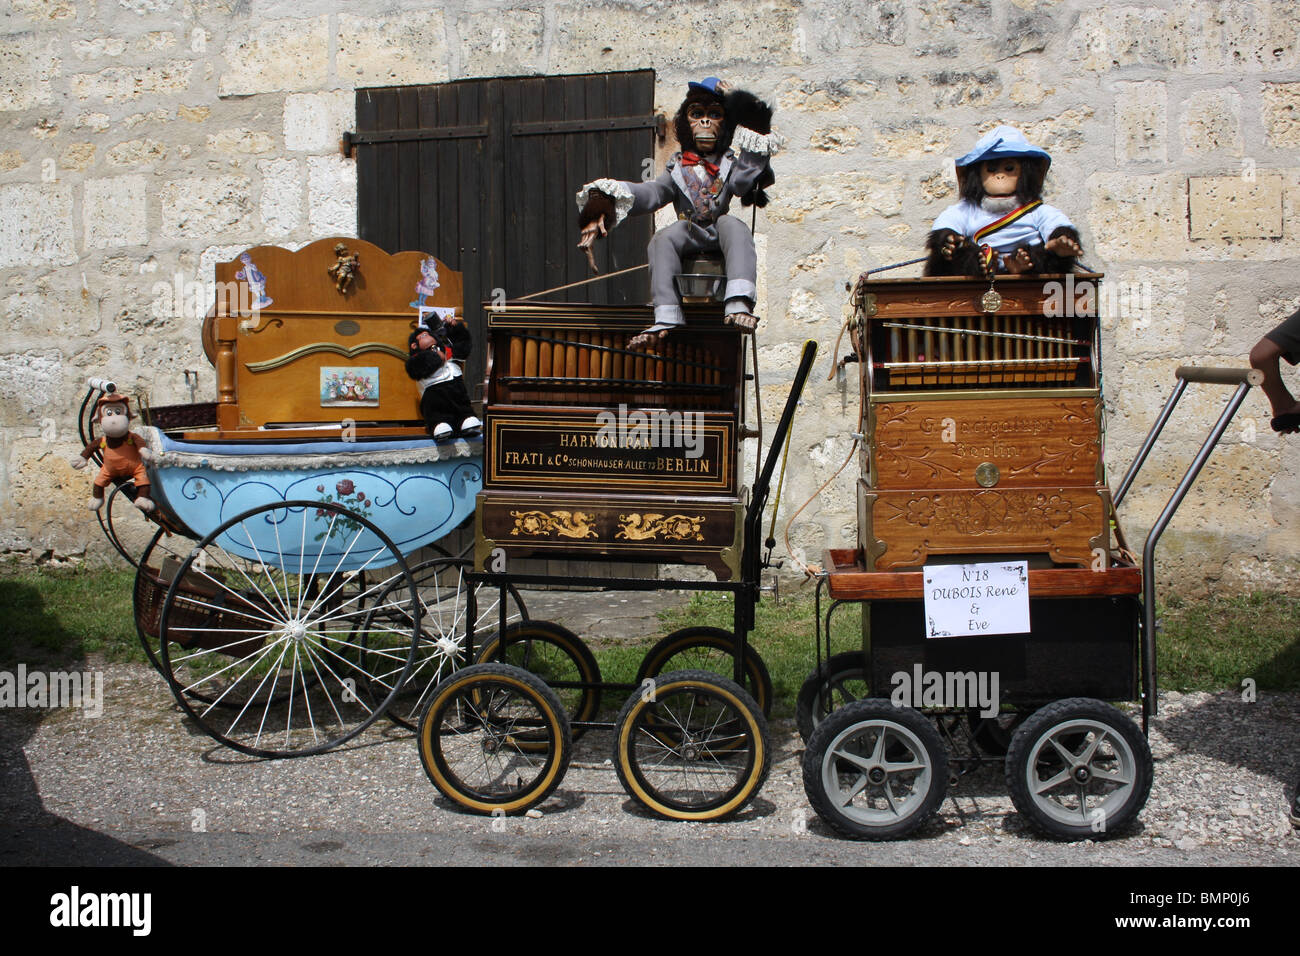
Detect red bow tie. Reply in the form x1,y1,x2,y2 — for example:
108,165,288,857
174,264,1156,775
681,152,720,177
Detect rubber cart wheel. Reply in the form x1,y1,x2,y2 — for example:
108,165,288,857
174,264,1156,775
614,669,770,822
360,556,526,730
634,626,773,717
417,662,572,816
1005,697,1153,840
157,499,419,758
803,698,949,840
475,620,601,738
795,650,870,742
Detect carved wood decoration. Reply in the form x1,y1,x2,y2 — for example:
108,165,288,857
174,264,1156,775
477,493,741,580
870,397,1101,489
860,482,1110,571
200,238,462,438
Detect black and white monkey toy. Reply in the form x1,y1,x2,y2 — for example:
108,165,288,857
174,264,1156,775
576,76,779,348
405,315,481,440
924,125,1083,277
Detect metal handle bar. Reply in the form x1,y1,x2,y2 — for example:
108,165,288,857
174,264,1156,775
739,340,818,635
1176,366,1264,386
1110,366,1259,730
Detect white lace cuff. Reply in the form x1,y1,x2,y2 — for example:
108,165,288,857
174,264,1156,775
575,178,635,226
733,126,783,156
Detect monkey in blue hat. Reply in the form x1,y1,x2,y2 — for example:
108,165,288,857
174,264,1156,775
576,76,779,348
924,125,1083,277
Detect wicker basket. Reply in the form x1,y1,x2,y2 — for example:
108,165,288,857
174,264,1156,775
144,401,218,433
135,558,268,657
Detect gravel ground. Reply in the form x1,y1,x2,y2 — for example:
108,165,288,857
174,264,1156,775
2,592,1297,866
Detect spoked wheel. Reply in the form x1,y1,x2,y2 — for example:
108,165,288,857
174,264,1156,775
360,557,527,730
795,650,870,742
475,620,601,737
157,500,420,758
634,626,773,717
417,662,572,815
1005,698,1153,840
614,669,770,822
803,699,949,840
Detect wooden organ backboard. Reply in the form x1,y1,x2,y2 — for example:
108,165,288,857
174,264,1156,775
199,238,462,440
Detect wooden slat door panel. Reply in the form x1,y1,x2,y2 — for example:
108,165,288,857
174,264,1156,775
356,71,656,395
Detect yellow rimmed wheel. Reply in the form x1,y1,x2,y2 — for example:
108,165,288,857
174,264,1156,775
474,620,601,738
634,626,773,717
613,669,770,822
417,662,572,816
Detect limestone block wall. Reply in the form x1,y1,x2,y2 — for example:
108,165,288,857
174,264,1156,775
1,0,1297,594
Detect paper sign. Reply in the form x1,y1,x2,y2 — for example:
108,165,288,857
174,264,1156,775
923,560,1030,638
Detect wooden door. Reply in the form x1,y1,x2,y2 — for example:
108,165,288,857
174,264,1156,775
352,71,657,396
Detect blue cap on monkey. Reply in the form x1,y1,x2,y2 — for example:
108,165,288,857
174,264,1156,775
955,125,1052,170
688,76,723,95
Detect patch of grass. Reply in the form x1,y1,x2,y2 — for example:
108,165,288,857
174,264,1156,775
0,564,141,667
1157,591,1300,692
586,589,863,719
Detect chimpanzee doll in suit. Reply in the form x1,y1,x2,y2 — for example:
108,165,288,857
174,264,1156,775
576,76,779,348
405,317,481,440
924,126,1083,278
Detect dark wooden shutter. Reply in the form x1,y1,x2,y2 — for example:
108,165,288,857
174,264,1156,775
352,71,657,392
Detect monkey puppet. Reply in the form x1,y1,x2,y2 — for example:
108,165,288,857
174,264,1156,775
924,125,1083,278
70,393,154,512
576,76,779,348
405,317,481,440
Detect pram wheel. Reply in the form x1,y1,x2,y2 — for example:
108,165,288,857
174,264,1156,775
475,620,601,736
417,662,572,815
803,699,949,840
635,626,773,717
614,670,770,821
1005,697,1153,840
157,500,419,758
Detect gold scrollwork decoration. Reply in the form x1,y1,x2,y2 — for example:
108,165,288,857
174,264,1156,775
244,341,408,373
508,510,598,539
616,513,705,542
239,315,284,334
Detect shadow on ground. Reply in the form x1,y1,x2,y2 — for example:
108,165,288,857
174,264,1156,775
0,578,167,866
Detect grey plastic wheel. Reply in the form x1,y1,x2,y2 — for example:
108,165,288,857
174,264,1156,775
803,698,949,840
1005,697,1153,840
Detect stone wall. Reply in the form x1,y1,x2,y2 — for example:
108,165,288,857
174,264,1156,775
1,0,1298,593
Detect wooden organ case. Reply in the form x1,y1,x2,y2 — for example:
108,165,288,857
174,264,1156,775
856,274,1110,571
199,238,462,439
474,302,747,579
